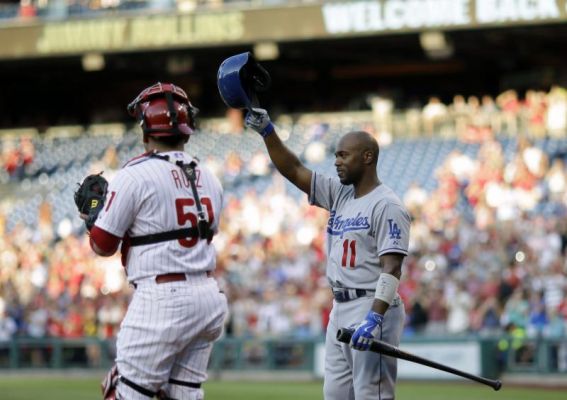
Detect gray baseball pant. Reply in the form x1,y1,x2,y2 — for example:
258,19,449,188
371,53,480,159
323,295,405,400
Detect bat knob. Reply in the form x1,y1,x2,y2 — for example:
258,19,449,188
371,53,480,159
493,380,502,391
336,327,354,343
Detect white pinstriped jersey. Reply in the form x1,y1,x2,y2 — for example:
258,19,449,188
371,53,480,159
309,172,410,290
95,150,223,283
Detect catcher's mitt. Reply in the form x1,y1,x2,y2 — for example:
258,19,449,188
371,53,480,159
74,172,108,230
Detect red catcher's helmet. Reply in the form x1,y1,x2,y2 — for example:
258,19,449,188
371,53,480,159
127,82,198,141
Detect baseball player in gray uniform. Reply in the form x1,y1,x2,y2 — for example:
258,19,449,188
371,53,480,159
80,83,227,400
245,108,410,400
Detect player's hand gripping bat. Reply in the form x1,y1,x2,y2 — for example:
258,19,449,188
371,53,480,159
337,327,502,391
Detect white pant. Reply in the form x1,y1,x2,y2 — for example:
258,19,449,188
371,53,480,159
115,274,228,399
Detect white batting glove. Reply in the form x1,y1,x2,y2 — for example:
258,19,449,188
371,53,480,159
350,311,384,351
244,108,275,138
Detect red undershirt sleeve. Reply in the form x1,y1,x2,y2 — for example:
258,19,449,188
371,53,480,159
90,225,121,255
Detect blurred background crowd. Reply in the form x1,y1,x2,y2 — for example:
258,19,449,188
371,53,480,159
1,0,293,20
1,86,567,350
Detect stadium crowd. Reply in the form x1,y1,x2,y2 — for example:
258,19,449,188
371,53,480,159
1,89,567,353
0,0,286,21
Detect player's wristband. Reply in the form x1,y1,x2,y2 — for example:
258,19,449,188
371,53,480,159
366,310,384,326
261,122,275,138
374,273,399,305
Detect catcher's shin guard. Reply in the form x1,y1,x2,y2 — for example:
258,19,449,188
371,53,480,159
101,365,119,400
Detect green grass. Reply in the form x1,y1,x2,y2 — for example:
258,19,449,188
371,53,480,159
1,376,566,400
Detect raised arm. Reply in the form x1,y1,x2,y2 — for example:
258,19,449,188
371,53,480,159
245,108,312,195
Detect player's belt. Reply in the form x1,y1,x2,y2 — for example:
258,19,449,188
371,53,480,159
332,288,373,303
156,273,187,284
332,288,402,305
131,271,212,289
155,272,212,284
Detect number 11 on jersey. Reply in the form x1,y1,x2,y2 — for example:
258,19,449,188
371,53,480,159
341,239,356,268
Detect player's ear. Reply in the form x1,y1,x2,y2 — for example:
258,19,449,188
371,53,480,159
363,150,374,165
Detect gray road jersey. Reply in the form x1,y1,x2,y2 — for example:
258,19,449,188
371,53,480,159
309,172,411,290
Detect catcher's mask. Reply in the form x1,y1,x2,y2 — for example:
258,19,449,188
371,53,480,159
127,82,198,142
217,52,271,110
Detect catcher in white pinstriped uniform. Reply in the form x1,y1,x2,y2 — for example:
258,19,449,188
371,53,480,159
79,82,227,400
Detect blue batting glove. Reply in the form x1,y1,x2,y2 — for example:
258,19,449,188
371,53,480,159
244,107,275,138
350,311,384,351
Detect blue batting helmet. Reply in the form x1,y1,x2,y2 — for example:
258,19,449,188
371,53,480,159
217,52,271,109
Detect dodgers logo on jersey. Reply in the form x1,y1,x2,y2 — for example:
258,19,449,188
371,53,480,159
327,210,370,238
387,219,402,242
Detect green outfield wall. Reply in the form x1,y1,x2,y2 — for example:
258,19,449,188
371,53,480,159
1,335,566,380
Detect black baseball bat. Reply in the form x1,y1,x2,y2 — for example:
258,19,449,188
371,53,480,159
337,327,502,391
